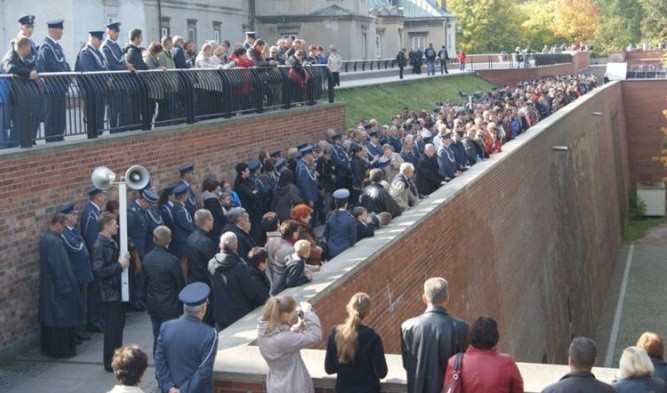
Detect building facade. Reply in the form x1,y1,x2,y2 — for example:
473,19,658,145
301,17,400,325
2,0,454,63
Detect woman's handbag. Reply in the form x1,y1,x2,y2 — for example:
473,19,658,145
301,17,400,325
442,352,464,393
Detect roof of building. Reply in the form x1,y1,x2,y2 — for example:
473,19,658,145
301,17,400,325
368,0,454,19
309,4,358,17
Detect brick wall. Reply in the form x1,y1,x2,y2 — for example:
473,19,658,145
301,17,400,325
0,104,345,358
622,81,667,186
475,63,577,87
307,83,629,363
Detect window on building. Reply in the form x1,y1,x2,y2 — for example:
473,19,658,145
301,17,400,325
411,35,425,50
362,32,367,59
187,19,198,44
376,34,382,58
161,17,171,37
213,21,222,43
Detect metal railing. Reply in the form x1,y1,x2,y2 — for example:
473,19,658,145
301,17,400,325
626,71,667,79
341,53,576,73
0,65,334,148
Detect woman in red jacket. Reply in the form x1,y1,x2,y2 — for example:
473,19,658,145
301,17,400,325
444,316,524,393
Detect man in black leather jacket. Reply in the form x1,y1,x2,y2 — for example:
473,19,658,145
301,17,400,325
400,277,469,393
143,225,186,354
92,212,130,372
360,169,402,219
187,209,218,285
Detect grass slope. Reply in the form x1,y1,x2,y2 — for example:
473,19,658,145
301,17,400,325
336,75,498,129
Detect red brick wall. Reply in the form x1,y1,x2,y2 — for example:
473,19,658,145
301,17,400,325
307,84,628,363
475,63,577,87
0,104,345,356
622,81,667,187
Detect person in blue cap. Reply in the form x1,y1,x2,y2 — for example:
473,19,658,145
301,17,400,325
155,282,217,393
38,19,71,143
101,21,134,132
296,145,320,227
126,189,155,311
158,184,177,233
178,163,198,217
10,16,38,66
39,212,83,358
59,202,94,342
172,182,195,278
76,31,108,139
79,187,107,332
142,188,163,251
324,188,357,259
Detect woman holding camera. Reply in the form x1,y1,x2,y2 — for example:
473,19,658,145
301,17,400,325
257,296,322,393
325,293,387,393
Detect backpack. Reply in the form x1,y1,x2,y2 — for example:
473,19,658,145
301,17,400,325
439,50,448,61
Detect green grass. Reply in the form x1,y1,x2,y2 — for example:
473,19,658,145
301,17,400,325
624,217,667,242
335,75,497,129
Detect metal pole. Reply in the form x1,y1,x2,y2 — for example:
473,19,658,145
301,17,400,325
118,182,129,302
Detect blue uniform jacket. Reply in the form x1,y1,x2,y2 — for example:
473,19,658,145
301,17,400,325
330,145,351,179
171,46,188,69
296,159,319,203
178,179,198,217
79,201,101,255
161,201,175,232
365,142,382,161
61,227,94,285
325,209,357,259
127,201,148,257
101,39,126,70
172,201,194,258
38,37,71,95
155,315,218,393
437,145,457,179
75,44,108,72
145,205,164,252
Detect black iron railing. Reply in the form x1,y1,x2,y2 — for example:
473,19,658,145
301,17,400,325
0,65,334,148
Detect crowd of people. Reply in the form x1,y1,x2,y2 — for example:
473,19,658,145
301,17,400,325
1,15,342,148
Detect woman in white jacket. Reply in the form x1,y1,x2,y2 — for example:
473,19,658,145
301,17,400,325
257,296,322,393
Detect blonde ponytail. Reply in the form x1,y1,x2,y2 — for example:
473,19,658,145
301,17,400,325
335,293,371,363
262,295,296,334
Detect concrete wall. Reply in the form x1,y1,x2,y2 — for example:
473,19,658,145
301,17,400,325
0,104,345,361
622,81,667,187
212,82,629,392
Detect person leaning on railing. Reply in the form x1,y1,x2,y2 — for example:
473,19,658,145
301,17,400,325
2,36,40,148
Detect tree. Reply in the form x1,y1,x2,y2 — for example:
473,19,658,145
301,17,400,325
638,0,667,43
449,0,524,53
518,0,559,50
551,0,600,44
592,0,644,51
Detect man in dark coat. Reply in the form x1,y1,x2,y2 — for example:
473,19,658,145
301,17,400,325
416,144,445,195
221,207,256,260
178,163,198,217
296,146,320,225
39,213,83,358
187,209,218,285
126,189,151,311
79,187,107,332
172,183,195,279
360,169,402,218
401,277,469,393
541,337,616,393
207,232,265,331
142,225,185,355
59,202,93,341
246,246,271,304
437,132,459,180
92,212,130,371
101,21,133,132
75,31,108,139
3,31,40,148
155,283,217,393
38,19,71,142
325,189,357,259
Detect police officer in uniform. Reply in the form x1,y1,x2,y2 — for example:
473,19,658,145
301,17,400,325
127,189,154,311
38,19,71,142
75,31,108,139
143,186,164,252
178,163,198,217
330,132,351,190
324,189,357,259
296,145,320,227
79,187,107,332
159,184,177,233
101,22,133,132
248,158,269,243
172,183,195,278
59,202,94,342
155,282,217,393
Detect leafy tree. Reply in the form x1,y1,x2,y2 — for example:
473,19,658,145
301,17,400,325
550,0,600,44
518,0,559,50
592,0,643,51
449,0,524,53
638,0,667,43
